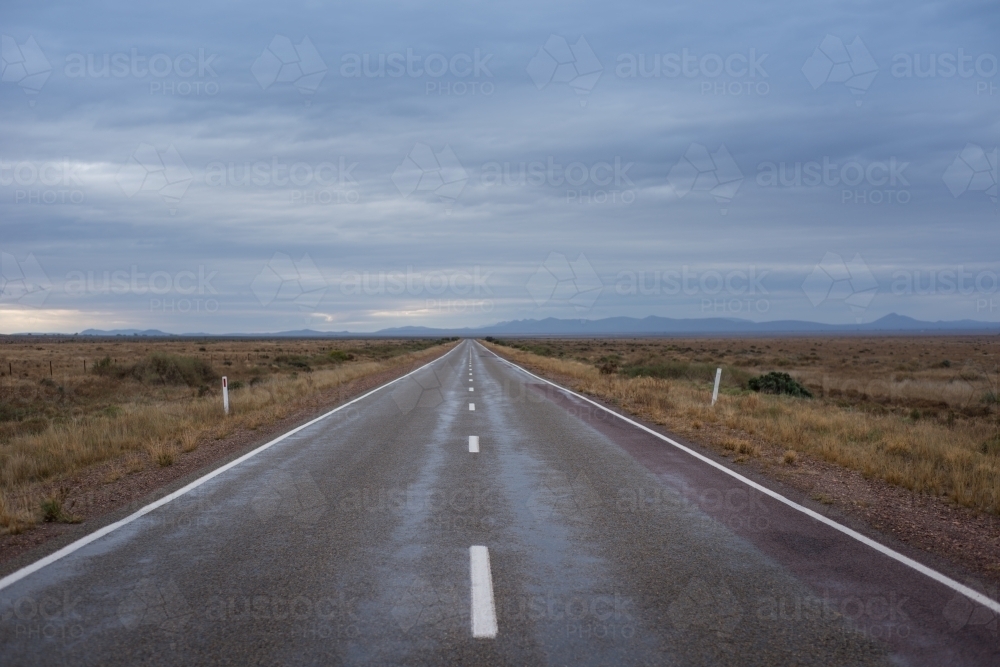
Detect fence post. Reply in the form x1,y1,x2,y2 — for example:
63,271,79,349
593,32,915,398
222,376,230,415
711,368,722,406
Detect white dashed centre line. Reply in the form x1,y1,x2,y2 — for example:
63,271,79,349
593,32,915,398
469,387,474,392
470,546,498,638
469,435,479,453
469,403,475,411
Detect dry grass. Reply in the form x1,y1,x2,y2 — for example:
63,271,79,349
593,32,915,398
0,337,455,533
484,338,1000,515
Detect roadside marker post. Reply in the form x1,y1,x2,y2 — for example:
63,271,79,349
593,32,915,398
222,376,230,415
711,368,722,406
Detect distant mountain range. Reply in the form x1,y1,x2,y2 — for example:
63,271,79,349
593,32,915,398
54,314,1000,338
79,329,176,336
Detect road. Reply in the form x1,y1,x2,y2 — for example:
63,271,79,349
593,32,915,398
1,339,997,665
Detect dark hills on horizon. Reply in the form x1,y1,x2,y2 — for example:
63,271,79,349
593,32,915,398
26,313,997,338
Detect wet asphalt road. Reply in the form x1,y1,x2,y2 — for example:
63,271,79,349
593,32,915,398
0,339,997,665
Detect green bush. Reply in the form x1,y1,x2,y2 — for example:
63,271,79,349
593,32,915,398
747,371,812,398
92,355,116,376
40,495,78,523
275,355,313,371
597,355,620,375
41,497,63,522
328,350,355,363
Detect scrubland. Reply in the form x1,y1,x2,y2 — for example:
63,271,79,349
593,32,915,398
0,336,455,533
484,336,1000,515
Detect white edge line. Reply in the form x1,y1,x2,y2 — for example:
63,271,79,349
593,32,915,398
477,341,1000,615
470,545,497,638
0,343,463,593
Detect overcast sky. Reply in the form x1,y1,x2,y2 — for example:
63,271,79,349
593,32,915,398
0,0,997,333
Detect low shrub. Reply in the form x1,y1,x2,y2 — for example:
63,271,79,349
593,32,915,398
747,372,812,398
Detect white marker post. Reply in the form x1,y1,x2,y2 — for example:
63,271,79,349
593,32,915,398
711,368,722,406
222,376,230,415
